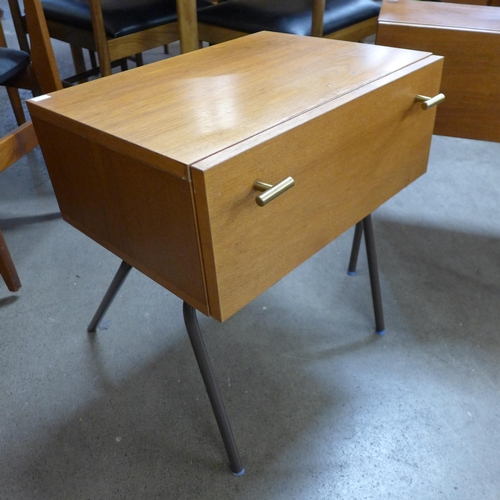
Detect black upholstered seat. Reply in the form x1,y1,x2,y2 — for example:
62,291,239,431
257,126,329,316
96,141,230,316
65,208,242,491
198,0,381,37
5,0,216,77
42,0,214,39
1,14,36,125
0,47,30,84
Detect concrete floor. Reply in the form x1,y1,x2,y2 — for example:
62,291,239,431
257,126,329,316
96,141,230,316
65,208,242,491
1,5,500,499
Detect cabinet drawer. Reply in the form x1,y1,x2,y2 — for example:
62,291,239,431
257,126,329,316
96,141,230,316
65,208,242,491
192,56,443,321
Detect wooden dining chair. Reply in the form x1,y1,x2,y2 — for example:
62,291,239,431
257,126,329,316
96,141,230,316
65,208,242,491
196,0,381,45
0,0,61,291
8,0,215,79
0,15,38,125
0,122,38,291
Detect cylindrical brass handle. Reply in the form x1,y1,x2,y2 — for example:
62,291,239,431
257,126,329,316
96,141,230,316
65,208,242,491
253,176,295,206
415,93,446,110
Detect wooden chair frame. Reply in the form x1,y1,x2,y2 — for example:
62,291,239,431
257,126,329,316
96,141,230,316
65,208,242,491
7,0,186,78
0,122,38,291
197,0,379,45
1,0,61,291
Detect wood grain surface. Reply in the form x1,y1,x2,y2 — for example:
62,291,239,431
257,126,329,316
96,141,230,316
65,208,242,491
378,0,500,141
28,32,443,319
192,57,443,320
31,118,209,313
28,32,433,172
378,0,500,30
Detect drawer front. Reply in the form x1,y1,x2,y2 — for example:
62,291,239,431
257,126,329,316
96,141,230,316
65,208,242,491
377,24,500,142
192,57,443,321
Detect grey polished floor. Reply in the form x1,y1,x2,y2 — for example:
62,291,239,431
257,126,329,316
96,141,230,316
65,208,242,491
1,5,500,500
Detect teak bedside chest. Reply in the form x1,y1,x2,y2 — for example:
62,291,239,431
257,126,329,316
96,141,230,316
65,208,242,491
28,32,444,474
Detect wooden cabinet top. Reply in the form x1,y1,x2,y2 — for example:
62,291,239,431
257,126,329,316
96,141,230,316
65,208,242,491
379,0,500,32
29,31,434,178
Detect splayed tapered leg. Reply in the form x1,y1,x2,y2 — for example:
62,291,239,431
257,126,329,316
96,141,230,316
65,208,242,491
347,221,364,275
87,260,132,333
346,216,385,334
183,302,245,476
362,215,385,335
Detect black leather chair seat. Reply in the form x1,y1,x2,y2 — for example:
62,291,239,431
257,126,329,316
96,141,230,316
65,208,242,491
41,0,214,39
198,0,381,36
0,47,30,84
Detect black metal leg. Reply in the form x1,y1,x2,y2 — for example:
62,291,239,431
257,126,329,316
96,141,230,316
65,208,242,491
89,50,97,68
183,302,245,476
362,215,386,335
87,260,132,333
347,221,364,275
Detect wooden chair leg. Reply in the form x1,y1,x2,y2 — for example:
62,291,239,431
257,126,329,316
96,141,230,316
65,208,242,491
7,0,30,52
0,229,21,292
70,45,89,83
6,87,26,125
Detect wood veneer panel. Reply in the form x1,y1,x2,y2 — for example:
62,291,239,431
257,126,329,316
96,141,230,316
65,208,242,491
33,118,209,313
28,32,433,169
192,57,443,321
378,0,500,141
379,0,500,30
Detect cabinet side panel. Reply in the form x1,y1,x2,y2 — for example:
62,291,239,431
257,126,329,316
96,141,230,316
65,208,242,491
33,119,208,313
194,58,443,321
377,24,500,142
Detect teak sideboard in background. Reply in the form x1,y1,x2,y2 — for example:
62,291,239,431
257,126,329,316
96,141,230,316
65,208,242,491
377,0,500,142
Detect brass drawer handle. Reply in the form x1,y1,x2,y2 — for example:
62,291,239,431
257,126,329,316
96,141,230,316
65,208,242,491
253,176,295,206
415,93,446,110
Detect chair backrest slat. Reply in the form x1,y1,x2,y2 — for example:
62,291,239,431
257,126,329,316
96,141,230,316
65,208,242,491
0,121,38,173
1,0,62,292
23,0,62,94
88,0,112,76
0,19,8,47
178,0,200,53
7,0,31,52
311,0,326,37
1,0,61,173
